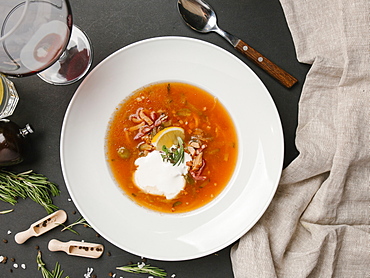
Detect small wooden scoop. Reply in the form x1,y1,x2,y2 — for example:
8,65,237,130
48,239,104,259
15,210,67,244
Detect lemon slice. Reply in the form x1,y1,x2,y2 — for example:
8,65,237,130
151,127,185,150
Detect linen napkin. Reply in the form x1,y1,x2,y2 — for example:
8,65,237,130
230,0,370,277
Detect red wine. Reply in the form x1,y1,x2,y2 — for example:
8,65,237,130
0,0,72,77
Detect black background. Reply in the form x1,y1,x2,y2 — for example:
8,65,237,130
0,0,309,277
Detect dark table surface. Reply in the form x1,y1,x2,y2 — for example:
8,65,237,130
0,0,310,277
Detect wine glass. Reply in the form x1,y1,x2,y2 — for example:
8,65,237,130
0,0,93,85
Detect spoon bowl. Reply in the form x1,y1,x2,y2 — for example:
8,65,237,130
177,0,298,88
178,0,217,33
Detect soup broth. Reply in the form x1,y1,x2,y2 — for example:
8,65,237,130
106,82,238,213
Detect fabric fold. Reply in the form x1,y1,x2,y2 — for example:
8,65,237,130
231,0,370,277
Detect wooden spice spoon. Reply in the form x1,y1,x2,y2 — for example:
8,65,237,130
48,239,104,259
15,210,67,244
177,0,298,88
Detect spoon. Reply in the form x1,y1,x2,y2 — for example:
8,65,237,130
177,0,298,88
14,210,67,244
48,239,104,259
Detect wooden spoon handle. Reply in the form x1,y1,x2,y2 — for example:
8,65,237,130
15,228,35,244
235,40,297,88
48,239,69,253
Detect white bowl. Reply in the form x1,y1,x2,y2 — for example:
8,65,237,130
60,36,283,261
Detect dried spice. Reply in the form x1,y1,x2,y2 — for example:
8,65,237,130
37,251,70,278
116,262,167,278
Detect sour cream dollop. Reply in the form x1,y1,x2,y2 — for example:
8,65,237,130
134,150,191,199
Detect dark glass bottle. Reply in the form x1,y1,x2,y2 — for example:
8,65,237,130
0,119,33,166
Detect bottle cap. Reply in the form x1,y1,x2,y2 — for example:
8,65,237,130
19,124,34,137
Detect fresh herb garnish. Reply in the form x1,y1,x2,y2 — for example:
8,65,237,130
0,209,13,214
37,250,70,278
161,137,185,166
0,170,60,213
116,263,167,278
59,217,91,235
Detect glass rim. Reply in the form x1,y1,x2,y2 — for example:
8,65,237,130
0,0,31,42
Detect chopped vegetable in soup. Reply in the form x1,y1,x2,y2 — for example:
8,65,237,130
106,82,238,213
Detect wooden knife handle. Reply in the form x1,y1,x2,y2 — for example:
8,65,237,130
235,40,297,88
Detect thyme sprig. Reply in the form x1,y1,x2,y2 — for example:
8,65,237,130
116,263,167,278
37,251,70,278
0,170,60,213
161,137,185,166
59,217,91,235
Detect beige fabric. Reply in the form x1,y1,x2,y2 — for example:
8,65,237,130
231,0,370,277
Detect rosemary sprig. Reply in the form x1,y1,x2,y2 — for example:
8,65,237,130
0,209,13,214
161,137,185,166
37,250,70,278
116,263,167,278
0,170,60,214
59,217,91,235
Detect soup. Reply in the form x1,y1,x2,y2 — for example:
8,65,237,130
106,82,238,213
